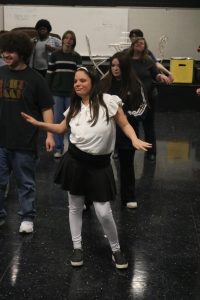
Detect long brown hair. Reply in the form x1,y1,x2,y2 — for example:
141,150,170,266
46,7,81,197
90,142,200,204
101,52,143,110
129,37,149,60
66,67,109,126
62,30,76,50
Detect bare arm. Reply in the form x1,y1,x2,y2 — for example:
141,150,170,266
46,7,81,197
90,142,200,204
21,112,68,134
156,72,172,85
42,108,55,152
42,108,54,135
156,62,174,83
114,107,152,151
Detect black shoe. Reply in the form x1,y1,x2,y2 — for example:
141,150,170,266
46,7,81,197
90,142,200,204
146,153,156,161
112,251,128,269
70,249,83,267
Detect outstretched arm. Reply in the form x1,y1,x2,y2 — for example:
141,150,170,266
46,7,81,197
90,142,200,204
156,62,174,83
21,112,68,134
156,72,172,85
114,107,152,151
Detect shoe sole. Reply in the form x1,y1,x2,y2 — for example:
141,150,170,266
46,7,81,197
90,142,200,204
19,227,33,234
112,256,128,269
126,203,138,209
19,230,33,234
70,260,83,267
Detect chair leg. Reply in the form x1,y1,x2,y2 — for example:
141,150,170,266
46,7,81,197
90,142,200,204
92,61,105,76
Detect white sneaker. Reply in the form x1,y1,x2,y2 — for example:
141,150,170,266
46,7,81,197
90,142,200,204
126,202,138,209
53,152,62,159
19,221,34,233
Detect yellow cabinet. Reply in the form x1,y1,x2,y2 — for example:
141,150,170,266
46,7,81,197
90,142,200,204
170,57,194,83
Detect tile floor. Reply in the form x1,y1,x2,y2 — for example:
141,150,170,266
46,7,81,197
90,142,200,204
0,110,200,300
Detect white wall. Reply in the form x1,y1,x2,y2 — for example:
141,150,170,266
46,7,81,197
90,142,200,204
2,5,200,59
128,7,200,60
0,6,4,30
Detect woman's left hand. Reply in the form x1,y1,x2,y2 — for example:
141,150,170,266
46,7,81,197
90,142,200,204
132,138,152,151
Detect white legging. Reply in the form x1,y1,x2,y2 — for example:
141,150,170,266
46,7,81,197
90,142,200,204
68,192,120,253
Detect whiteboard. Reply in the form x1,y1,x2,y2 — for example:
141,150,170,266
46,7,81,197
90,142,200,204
4,5,129,56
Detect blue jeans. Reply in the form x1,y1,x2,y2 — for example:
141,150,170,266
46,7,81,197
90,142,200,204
0,147,37,220
53,96,70,153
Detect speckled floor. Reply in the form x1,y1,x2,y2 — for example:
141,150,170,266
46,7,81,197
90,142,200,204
0,109,200,300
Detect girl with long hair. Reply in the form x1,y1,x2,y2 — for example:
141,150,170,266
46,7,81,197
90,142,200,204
101,52,148,208
21,67,151,269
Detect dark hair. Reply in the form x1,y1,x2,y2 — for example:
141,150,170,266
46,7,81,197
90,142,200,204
0,31,33,63
62,30,76,49
101,52,143,110
35,19,52,32
129,29,144,39
129,37,148,60
66,67,109,126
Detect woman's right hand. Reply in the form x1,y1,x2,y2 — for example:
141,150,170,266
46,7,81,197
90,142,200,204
21,112,39,126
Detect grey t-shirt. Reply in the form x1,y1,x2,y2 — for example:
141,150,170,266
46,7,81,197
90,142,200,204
33,40,48,70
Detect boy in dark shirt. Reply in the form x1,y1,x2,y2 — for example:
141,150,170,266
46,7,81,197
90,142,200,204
0,31,55,233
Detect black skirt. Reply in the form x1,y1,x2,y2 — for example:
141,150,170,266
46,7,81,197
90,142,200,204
54,143,116,204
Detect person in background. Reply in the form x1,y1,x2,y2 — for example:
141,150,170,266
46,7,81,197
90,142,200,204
128,29,174,83
0,52,5,67
0,31,6,67
129,37,170,161
0,31,55,233
30,19,62,77
196,46,200,92
101,52,148,209
0,30,9,198
46,30,82,158
21,67,152,269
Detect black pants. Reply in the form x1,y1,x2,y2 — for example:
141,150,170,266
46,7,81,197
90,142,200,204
118,148,136,205
142,94,156,155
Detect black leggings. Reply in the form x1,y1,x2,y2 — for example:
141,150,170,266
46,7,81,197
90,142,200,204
118,148,136,205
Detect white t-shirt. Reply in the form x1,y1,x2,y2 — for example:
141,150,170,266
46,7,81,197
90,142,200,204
63,93,122,155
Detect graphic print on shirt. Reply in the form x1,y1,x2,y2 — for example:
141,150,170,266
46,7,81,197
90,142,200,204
0,79,25,100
